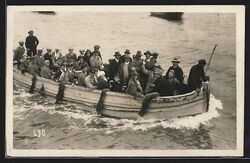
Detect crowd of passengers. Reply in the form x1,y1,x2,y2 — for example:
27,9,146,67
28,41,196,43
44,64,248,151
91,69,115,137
13,30,209,97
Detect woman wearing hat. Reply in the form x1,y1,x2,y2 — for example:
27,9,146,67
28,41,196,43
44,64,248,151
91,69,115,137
165,58,184,83
25,30,39,57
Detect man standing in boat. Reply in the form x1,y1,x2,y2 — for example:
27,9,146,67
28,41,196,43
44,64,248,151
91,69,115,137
188,59,209,91
165,58,184,83
25,30,39,57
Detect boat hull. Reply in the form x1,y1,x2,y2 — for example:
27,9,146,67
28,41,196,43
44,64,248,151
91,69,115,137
151,12,184,20
13,67,209,120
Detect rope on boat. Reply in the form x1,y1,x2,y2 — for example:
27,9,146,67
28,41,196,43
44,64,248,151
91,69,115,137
29,75,37,93
39,84,45,96
55,81,65,104
138,92,159,117
96,89,109,115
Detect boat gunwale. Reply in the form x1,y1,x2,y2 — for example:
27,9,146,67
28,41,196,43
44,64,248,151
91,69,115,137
13,67,203,101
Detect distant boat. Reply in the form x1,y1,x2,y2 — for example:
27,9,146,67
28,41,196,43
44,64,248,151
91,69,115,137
33,11,56,15
151,12,184,20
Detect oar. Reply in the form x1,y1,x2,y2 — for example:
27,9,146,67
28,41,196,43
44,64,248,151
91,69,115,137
205,44,218,74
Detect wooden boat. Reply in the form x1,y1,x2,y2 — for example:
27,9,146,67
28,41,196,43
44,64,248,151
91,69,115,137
13,66,210,120
150,12,184,20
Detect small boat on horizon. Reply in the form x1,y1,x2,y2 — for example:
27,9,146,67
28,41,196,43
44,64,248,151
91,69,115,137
33,11,56,15
151,12,184,21
13,65,210,120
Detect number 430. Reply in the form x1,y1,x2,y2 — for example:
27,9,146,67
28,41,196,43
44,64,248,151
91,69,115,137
33,129,46,137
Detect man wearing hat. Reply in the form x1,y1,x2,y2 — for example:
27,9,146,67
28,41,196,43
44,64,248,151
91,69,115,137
118,54,133,86
165,58,184,83
120,49,131,63
13,41,26,64
25,30,39,57
108,51,122,81
187,59,209,91
65,48,77,65
34,48,44,74
143,51,152,70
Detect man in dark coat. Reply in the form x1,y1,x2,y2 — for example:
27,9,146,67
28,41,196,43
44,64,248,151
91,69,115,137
25,30,39,57
165,58,184,83
108,52,122,81
188,59,209,91
92,45,102,59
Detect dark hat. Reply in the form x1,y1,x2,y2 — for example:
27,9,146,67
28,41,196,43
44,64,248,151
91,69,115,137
171,58,180,63
79,49,85,52
85,49,91,53
198,59,207,65
94,45,100,49
124,49,131,54
135,51,142,57
114,51,121,56
47,48,52,51
144,51,151,55
18,41,24,44
28,30,34,34
152,52,159,56
68,48,74,51
37,48,43,52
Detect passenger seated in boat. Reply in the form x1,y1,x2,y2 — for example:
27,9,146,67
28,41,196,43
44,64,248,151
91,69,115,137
83,49,92,67
73,57,90,72
34,48,44,74
108,51,122,81
13,41,26,66
90,47,103,70
40,60,52,79
96,70,109,90
126,71,144,98
120,49,131,63
53,63,66,81
64,64,75,84
188,59,209,92
66,48,77,64
77,49,85,61
51,48,63,66
27,57,39,76
19,55,30,74
130,51,146,90
85,68,99,89
143,51,152,70
76,64,88,87
44,48,52,61
164,69,181,96
118,54,133,87
92,45,102,59
165,58,184,83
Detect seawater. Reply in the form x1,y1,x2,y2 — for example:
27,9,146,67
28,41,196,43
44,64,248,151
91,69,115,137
12,12,236,149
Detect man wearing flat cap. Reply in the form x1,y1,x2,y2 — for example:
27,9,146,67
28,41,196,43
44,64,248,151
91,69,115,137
13,41,26,64
165,58,184,83
65,48,77,64
108,51,122,81
188,59,209,91
25,30,39,57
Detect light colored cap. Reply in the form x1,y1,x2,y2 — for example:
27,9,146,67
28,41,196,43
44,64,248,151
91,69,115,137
97,71,106,77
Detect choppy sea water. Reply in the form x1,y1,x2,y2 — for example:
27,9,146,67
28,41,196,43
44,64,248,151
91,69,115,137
12,12,236,149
